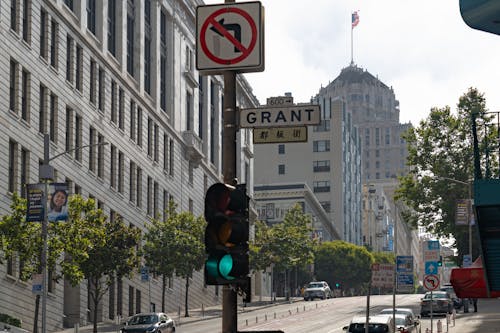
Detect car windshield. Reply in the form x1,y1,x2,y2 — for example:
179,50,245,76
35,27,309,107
348,323,389,333
379,309,411,316
308,283,323,288
424,293,448,299
394,317,406,325
129,315,158,325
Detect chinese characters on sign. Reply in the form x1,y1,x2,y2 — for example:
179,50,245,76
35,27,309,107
253,127,307,144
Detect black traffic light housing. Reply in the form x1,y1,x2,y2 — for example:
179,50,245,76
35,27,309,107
204,183,249,285
438,256,443,267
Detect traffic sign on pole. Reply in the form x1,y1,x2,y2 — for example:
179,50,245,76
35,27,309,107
196,2,264,73
423,274,440,291
240,105,321,128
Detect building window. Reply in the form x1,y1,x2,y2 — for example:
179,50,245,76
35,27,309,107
137,107,143,147
169,139,174,176
199,76,204,138
97,133,104,178
136,167,142,208
75,44,83,91
313,119,330,132
278,164,285,175
147,118,153,157
87,0,96,35
20,147,29,198
22,0,32,44
90,59,97,104
118,151,124,193
162,190,169,222
153,181,158,217
118,88,125,130
9,59,19,114
144,0,152,94
40,8,48,59
126,0,135,76
110,144,116,189
8,139,18,193
147,176,152,215
108,0,116,56
89,127,96,172
278,144,285,154
50,19,59,69
154,124,159,162
129,100,136,141
64,0,73,11
160,11,168,113
186,91,192,130
320,201,331,213
313,140,330,152
313,160,330,172
65,106,74,153
39,83,47,134
49,93,58,143
313,181,330,193
110,80,117,123
11,0,20,32
75,114,82,162
21,69,30,122
385,128,391,145
98,67,105,112
129,161,136,203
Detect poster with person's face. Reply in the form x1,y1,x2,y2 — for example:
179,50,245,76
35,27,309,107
47,183,69,222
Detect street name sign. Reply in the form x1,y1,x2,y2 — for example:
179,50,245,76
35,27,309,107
240,105,321,128
196,2,264,73
253,126,307,144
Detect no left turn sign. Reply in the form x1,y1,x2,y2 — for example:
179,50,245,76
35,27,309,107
196,1,264,73
423,274,440,291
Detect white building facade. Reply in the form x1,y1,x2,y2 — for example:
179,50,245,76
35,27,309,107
0,0,257,331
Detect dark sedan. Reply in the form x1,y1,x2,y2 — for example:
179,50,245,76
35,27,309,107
420,291,453,317
121,312,175,333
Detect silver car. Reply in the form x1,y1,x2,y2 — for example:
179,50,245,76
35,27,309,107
303,281,332,301
121,312,176,333
420,291,453,316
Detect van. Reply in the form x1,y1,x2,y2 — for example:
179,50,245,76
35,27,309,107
343,315,395,333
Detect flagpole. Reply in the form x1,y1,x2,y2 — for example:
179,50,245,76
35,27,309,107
351,25,354,65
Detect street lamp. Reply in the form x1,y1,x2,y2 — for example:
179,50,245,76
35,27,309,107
39,134,108,333
436,176,474,258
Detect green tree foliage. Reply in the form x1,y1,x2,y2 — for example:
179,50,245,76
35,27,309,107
144,201,205,317
63,195,141,333
396,88,494,257
143,200,177,312
372,252,395,264
314,241,374,294
249,220,274,272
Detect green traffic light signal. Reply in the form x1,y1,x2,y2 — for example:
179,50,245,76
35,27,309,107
335,283,340,288
438,255,443,267
204,183,249,285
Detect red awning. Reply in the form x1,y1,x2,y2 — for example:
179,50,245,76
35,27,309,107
450,257,500,298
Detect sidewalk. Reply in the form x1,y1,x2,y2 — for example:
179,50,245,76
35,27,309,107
54,297,300,333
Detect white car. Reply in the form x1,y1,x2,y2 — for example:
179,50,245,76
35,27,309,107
303,281,332,301
343,315,395,333
379,308,421,333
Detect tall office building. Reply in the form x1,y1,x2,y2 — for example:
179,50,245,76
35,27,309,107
254,95,363,244
318,64,411,182
0,0,257,331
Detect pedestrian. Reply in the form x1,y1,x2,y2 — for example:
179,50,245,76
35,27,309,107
472,298,478,312
463,297,469,313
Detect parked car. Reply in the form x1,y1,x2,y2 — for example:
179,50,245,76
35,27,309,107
378,313,418,333
303,281,332,301
120,312,176,333
379,308,420,333
343,315,395,333
420,291,453,317
440,284,462,309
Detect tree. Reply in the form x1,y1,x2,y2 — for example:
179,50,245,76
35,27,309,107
314,241,374,294
396,88,493,258
249,220,274,273
143,200,177,312
372,251,395,264
62,196,141,333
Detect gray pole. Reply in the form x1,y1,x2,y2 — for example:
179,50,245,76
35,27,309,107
221,1,238,326
365,277,371,333
468,182,473,258
392,204,398,333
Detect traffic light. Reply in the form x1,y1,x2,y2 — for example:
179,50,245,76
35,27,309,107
335,283,341,289
204,183,249,285
438,256,443,267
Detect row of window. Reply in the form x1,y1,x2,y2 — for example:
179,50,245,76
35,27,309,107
277,161,331,175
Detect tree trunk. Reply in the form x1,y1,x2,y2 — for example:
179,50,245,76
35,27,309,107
92,277,99,333
161,275,166,312
184,276,189,317
33,294,40,333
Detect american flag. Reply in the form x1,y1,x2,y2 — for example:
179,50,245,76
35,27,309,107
352,11,359,28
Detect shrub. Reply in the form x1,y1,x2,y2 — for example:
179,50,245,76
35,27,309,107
0,313,21,327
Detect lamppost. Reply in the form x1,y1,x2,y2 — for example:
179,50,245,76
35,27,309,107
436,176,473,258
39,134,107,333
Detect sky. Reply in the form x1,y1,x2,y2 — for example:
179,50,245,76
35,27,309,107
201,0,500,126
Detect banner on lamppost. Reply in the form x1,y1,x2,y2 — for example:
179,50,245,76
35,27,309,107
26,184,45,222
455,199,471,226
47,183,69,222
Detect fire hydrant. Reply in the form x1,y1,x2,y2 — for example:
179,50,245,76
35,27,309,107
437,319,443,333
